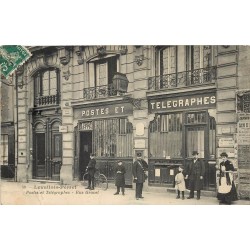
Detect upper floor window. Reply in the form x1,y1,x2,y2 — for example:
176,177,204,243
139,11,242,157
88,55,119,87
83,55,119,100
186,46,213,71
34,68,60,107
149,46,216,90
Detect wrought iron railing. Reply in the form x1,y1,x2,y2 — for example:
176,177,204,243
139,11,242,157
148,66,217,91
35,92,60,106
83,84,117,100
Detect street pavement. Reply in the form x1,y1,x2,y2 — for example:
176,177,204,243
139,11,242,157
1,180,250,205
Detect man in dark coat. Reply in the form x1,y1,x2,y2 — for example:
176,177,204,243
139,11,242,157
114,160,126,195
85,153,96,190
186,151,205,200
132,153,149,200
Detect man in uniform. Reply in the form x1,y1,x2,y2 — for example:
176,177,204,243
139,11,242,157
85,153,96,190
132,152,148,200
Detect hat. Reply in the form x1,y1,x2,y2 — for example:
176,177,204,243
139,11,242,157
192,151,199,156
220,152,228,157
179,165,184,169
90,153,95,157
137,152,142,157
118,159,122,163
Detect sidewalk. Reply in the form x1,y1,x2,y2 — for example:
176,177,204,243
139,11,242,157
1,180,250,205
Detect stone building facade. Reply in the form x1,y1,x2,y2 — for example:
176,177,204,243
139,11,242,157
10,45,250,198
1,76,15,179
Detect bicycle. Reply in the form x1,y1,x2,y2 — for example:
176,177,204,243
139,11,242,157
82,169,108,191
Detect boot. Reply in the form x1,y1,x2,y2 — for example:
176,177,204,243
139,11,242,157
197,190,200,200
182,191,185,200
176,190,180,199
187,190,194,199
114,187,120,195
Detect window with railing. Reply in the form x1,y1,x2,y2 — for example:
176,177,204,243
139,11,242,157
84,55,119,100
149,113,183,158
93,118,133,157
149,46,216,90
34,68,60,107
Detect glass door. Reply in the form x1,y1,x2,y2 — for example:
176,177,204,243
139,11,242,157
184,111,212,190
186,126,205,159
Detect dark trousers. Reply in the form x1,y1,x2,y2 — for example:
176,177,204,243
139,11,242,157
189,189,201,198
136,183,143,198
88,175,95,189
116,186,125,194
177,190,185,198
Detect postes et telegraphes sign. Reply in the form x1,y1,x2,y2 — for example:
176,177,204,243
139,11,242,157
74,102,133,119
148,92,216,113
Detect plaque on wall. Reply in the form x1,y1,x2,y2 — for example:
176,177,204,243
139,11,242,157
218,138,234,147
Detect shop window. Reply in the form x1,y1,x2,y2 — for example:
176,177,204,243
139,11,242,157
34,68,60,107
0,134,8,165
186,111,206,124
93,118,132,157
149,113,183,158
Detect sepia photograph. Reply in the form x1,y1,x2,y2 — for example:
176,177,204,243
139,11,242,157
1,2,250,250
1,45,250,205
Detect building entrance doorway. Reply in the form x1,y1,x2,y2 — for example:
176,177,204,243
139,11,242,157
33,118,62,180
79,131,92,180
184,112,216,190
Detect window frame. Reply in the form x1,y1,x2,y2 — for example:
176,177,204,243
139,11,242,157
34,68,60,98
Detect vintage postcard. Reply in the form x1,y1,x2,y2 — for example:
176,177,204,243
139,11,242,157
1,45,250,205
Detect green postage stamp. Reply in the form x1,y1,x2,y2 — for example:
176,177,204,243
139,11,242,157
0,45,32,78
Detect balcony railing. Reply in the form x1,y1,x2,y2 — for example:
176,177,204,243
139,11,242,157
35,93,60,107
83,85,117,100
148,66,216,91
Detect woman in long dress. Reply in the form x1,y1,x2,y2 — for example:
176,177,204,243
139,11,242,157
217,152,238,205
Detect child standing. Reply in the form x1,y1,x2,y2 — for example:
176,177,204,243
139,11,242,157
114,160,126,195
175,165,186,200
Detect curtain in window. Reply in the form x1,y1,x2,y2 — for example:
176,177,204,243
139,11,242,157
186,127,205,158
149,114,182,158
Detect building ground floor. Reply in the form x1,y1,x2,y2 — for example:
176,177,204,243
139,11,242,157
4,88,250,199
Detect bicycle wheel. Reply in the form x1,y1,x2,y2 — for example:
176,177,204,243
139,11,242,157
82,173,89,187
96,174,108,191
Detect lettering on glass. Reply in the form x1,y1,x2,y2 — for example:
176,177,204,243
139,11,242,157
79,122,93,131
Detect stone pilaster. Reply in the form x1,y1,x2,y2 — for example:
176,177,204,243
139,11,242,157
58,47,74,184
132,46,151,190
216,46,238,167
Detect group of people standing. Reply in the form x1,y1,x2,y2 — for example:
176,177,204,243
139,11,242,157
84,150,238,204
84,152,149,199
174,150,238,205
